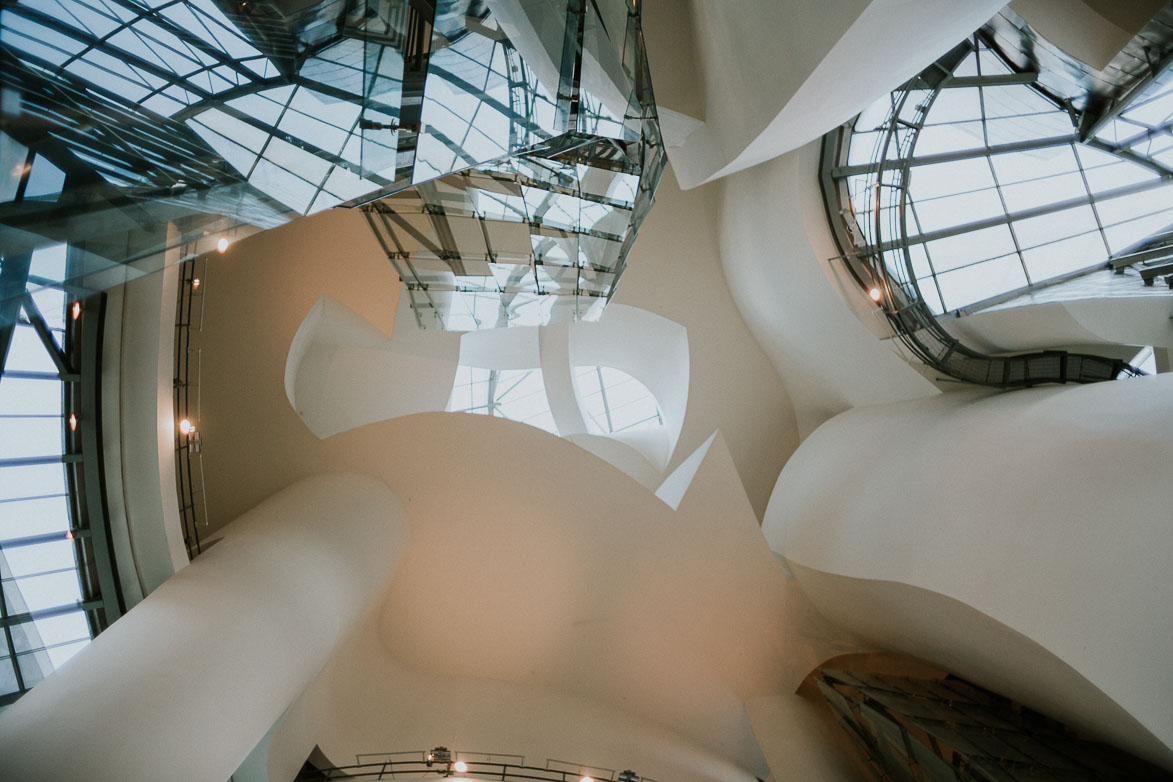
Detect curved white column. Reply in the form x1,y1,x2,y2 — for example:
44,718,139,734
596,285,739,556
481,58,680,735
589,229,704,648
763,376,1173,768
0,472,410,782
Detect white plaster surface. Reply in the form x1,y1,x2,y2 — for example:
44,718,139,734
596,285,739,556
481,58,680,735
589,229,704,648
764,377,1173,768
0,473,410,782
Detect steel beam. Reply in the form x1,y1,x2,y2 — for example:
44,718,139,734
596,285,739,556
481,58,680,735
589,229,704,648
831,134,1076,178
940,72,1039,88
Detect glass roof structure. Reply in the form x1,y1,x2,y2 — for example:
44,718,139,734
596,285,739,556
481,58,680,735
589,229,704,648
833,36,1173,315
362,0,664,330
1,245,119,711
821,36,1159,386
446,364,662,438
1,0,664,331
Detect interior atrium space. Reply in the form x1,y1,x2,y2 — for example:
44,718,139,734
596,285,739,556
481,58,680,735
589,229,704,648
1,1,1172,781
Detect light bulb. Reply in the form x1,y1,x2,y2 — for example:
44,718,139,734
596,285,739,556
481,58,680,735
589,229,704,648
179,418,194,435
71,301,82,320
453,761,468,773
868,287,882,302
69,413,78,431
192,278,201,290
216,237,229,253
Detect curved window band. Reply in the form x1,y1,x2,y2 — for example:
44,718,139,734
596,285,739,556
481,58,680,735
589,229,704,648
821,37,1151,386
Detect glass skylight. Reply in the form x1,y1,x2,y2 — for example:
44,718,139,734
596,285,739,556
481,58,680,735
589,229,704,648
1,244,95,711
574,366,662,436
446,366,558,435
1,0,664,332
839,37,1173,314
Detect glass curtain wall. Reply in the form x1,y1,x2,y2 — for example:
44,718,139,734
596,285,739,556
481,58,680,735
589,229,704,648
0,245,111,711
834,36,1173,314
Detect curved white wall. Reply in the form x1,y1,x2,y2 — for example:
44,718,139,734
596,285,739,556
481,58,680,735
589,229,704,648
947,295,1173,357
719,141,938,436
285,295,690,482
0,472,410,782
763,377,1173,768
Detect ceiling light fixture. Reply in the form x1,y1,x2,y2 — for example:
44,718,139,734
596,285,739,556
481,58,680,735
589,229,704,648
868,286,882,302
453,760,468,773
178,418,195,436
216,237,229,253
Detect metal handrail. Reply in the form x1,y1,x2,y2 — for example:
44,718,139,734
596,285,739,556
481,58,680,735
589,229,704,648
297,754,657,782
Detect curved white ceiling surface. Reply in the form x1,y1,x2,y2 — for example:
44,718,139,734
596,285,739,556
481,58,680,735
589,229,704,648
285,294,689,484
762,375,1173,768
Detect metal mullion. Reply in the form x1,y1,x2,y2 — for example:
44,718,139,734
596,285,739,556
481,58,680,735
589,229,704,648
21,294,74,377
0,600,104,629
899,175,1173,249
0,492,68,504
0,414,65,419
1084,137,1173,178
922,109,1064,129
0,530,82,550
1,565,79,583
0,455,82,468
1072,143,1113,259
2,369,80,382
12,7,215,103
940,72,1038,88
831,134,1077,178
0,253,34,387
595,367,613,433
486,370,498,417
494,370,531,403
306,111,368,211
982,152,1031,284
241,86,298,181
906,196,946,311
104,0,258,84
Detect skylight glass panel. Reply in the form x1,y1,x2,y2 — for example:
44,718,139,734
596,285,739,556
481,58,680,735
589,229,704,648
446,366,558,434
226,91,288,126
999,172,1085,213
575,366,662,435
55,0,122,38
935,255,1027,309
1103,211,1173,254
1021,232,1105,280
0,244,96,707
838,36,1173,312
925,225,1017,272
912,188,1004,233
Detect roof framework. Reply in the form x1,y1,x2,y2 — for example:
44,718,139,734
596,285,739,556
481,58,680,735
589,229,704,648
819,29,1173,386
1,0,664,331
